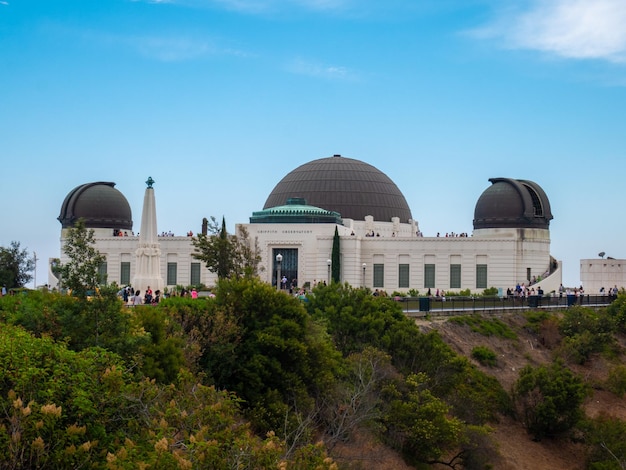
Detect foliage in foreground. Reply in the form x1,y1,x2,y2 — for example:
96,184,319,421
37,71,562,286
5,278,624,468
0,323,336,469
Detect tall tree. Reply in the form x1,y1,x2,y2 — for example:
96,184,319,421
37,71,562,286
0,241,35,289
233,225,263,278
192,216,235,279
331,226,340,283
59,219,106,297
192,216,262,279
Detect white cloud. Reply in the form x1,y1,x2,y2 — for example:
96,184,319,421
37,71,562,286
475,0,626,63
286,57,355,80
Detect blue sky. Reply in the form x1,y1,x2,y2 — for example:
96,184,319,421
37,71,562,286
2,0,625,288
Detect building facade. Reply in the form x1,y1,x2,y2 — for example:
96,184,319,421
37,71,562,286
52,155,562,295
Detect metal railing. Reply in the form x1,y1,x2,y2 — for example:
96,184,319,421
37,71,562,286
395,294,617,317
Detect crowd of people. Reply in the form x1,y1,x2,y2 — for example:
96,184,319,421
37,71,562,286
120,285,161,305
112,229,133,237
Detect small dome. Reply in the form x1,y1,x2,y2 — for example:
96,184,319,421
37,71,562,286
58,182,133,230
251,198,343,224
263,155,413,222
473,178,553,230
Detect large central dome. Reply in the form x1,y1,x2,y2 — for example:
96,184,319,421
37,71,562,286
263,155,413,222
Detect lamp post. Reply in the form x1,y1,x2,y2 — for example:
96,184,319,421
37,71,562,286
276,253,283,291
327,259,331,285
362,263,366,288
33,251,38,289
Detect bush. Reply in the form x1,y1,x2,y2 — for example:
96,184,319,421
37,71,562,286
524,310,551,333
471,346,497,367
483,287,499,296
558,307,615,364
606,365,626,397
513,361,589,439
449,315,517,339
582,414,626,469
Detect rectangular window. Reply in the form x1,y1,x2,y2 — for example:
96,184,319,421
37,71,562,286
476,264,488,289
190,262,201,286
424,264,435,288
98,262,107,286
398,264,409,288
373,263,384,288
167,262,177,286
120,262,130,286
450,264,461,289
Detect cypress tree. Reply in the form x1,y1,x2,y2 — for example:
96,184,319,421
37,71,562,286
331,226,340,283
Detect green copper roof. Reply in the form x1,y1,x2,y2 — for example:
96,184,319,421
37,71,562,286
250,198,343,224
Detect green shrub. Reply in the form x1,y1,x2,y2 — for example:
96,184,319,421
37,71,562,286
449,315,517,339
471,346,497,367
524,310,551,333
483,287,499,296
558,307,615,363
606,365,626,397
582,415,626,469
513,361,589,439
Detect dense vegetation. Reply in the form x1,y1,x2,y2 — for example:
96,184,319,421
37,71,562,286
1,283,626,468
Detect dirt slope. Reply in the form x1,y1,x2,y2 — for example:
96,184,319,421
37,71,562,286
419,313,626,470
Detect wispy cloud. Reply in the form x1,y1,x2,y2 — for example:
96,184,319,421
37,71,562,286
473,0,626,63
0,1,9,5
204,0,348,14
132,36,219,61
130,0,175,4
286,57,356,80
79,28,247,62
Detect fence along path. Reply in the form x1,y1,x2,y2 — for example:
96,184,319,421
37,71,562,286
397,294,616,318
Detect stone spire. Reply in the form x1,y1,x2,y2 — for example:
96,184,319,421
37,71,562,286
132,176,164,297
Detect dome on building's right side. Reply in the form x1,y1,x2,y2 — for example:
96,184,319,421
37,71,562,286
473,178,553,230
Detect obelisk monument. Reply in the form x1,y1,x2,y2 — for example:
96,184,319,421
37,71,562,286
132,176,164,297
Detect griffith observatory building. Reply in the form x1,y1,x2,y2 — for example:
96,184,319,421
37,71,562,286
51,154,563,296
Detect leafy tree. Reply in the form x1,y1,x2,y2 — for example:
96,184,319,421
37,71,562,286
331,226,340,283
558,306,616,364
1,288,148,362
319,347,396,449
513,360,589,440
606,291,626,333
134,306,185,383
192,216,262,279
176,277,343,435
583,414,626,470
233,224,263,278
306,282,509,432
305,282,410,356
0,241,35,289
59,219,105,297
382,372,463,466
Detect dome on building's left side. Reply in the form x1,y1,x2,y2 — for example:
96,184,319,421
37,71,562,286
58,182,133,230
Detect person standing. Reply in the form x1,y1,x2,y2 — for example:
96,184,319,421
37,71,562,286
133,290,142,306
